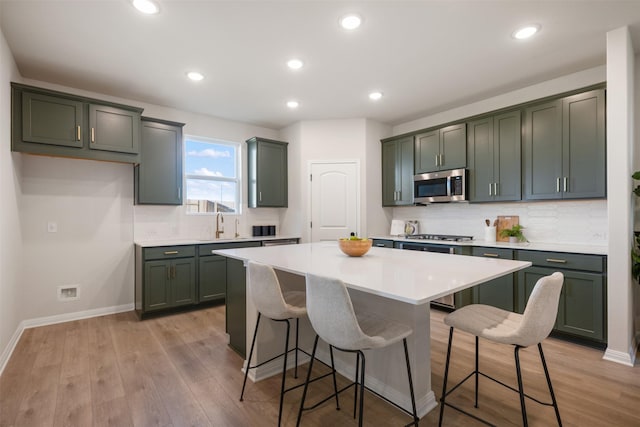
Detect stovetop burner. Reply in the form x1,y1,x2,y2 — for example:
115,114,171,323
406,234,474,242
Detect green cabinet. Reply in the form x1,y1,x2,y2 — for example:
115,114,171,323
199,255,227,303
382,136,414,206
140,246,196,313
523,88,606,200
12,83,143,164
246,137,288,207
516,250,607,344
415,123,466,173
226,257,248,356
468,247,515,311
135,118,184,205
468,110,521,202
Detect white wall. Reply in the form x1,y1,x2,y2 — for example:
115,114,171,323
0,27,23,370
365,119,392,237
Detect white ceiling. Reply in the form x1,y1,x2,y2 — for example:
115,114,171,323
1,0,640,130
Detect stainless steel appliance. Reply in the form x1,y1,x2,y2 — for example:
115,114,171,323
398,233,474,309
413,168,467,204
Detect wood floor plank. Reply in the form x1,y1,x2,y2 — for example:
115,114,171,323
1,305,639,427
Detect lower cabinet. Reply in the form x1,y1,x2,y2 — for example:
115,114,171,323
516,251,607,344
139,246,196,313
226,257,248,357
198,255,227,302
469,247,515,312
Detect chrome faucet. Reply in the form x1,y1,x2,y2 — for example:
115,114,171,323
215,212,224,239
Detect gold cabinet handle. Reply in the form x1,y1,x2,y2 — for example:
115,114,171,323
164,251,179,255
483,253,500,258
546,258,567,264
76,125,81,141
91,127,95,143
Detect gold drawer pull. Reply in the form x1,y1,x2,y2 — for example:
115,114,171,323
546,258,567,264
164,251,179,255
483,253,499,258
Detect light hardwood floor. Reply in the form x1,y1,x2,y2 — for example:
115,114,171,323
1,305,639,426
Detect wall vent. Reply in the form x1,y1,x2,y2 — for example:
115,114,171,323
57,285,80,301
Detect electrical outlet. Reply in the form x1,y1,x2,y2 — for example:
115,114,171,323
57,285,79,301
47,221,57,233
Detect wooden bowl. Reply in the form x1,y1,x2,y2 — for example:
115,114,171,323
338,238,373,257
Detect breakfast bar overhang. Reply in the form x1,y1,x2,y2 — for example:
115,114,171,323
214,242,532,417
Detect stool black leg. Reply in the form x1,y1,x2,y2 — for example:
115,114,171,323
277,319,291,427
403,338,419,426
438,327,454,427
294,318,300,379
357,350,366,427
296,334,319,427
353,352,360,418
240,312,261,402
474,336,479,408
329,345,341,410
538,343,562,426
514,345,528,427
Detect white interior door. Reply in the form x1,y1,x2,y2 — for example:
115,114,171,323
310,161,359,242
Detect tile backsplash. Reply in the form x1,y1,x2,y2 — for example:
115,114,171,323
391,200,607,245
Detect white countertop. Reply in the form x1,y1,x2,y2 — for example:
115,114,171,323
373,235,608,255
213,241,531,305
134,235,300,248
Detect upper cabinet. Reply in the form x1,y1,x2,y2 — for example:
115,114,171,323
12,83,143,164
414,123,466,173
467,110,521,202
523,88,606,200
382,135,414,206
135,118,185,205
246,137,288,208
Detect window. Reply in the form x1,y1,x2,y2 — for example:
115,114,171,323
184,136,240,214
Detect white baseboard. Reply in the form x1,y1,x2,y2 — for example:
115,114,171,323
0,303,134,376
603,338,638,367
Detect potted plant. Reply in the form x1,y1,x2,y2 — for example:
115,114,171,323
499,224,527,243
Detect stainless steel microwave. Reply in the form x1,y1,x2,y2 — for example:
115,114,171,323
413,168,468,203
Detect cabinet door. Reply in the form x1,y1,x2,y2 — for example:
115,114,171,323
397,136,415,205
256,140,288,207
382,140,399,206
556,270,605,342
89,104,140,154
523,100,563,200
440,123,466,170
137,119,183,205
171,258,196,306
493,111,521,201
562,89,606,199
414,130,440,173
22,92,83,148
144,260,172,311
199,255,227,302
471,248,514,311
226,257,247,357
467,117,494,202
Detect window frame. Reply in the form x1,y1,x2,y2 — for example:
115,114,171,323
183,134,242,215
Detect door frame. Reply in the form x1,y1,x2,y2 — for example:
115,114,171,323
307,159,361,243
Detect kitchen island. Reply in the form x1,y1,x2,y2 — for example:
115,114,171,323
214,241,531,417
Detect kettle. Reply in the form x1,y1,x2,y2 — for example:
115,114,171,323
404,220,419,235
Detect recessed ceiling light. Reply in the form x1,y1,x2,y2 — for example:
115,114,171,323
287,59,304,70
513,24,540,40
369,91,383,101
187,71,204,81
132,0,159,15
339,14,362,30
286,100,299,109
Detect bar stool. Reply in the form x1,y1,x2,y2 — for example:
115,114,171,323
241,261,332,426
438,272,564,427
297,273,419,427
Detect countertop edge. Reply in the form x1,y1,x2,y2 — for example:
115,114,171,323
135,235,301,248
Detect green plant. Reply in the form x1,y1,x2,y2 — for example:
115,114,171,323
499,224,527,242
632,172,640,282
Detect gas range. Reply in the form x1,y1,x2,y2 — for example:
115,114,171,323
405,234,473,242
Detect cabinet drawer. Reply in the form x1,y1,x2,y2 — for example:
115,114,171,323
144,245,195,260
516,250,605,273
372,239,394,248
471,247,513,259
199,241,261,256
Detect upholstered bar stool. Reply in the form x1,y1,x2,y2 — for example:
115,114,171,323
438,272,564,427
241,261,324,426
297,273,419,427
